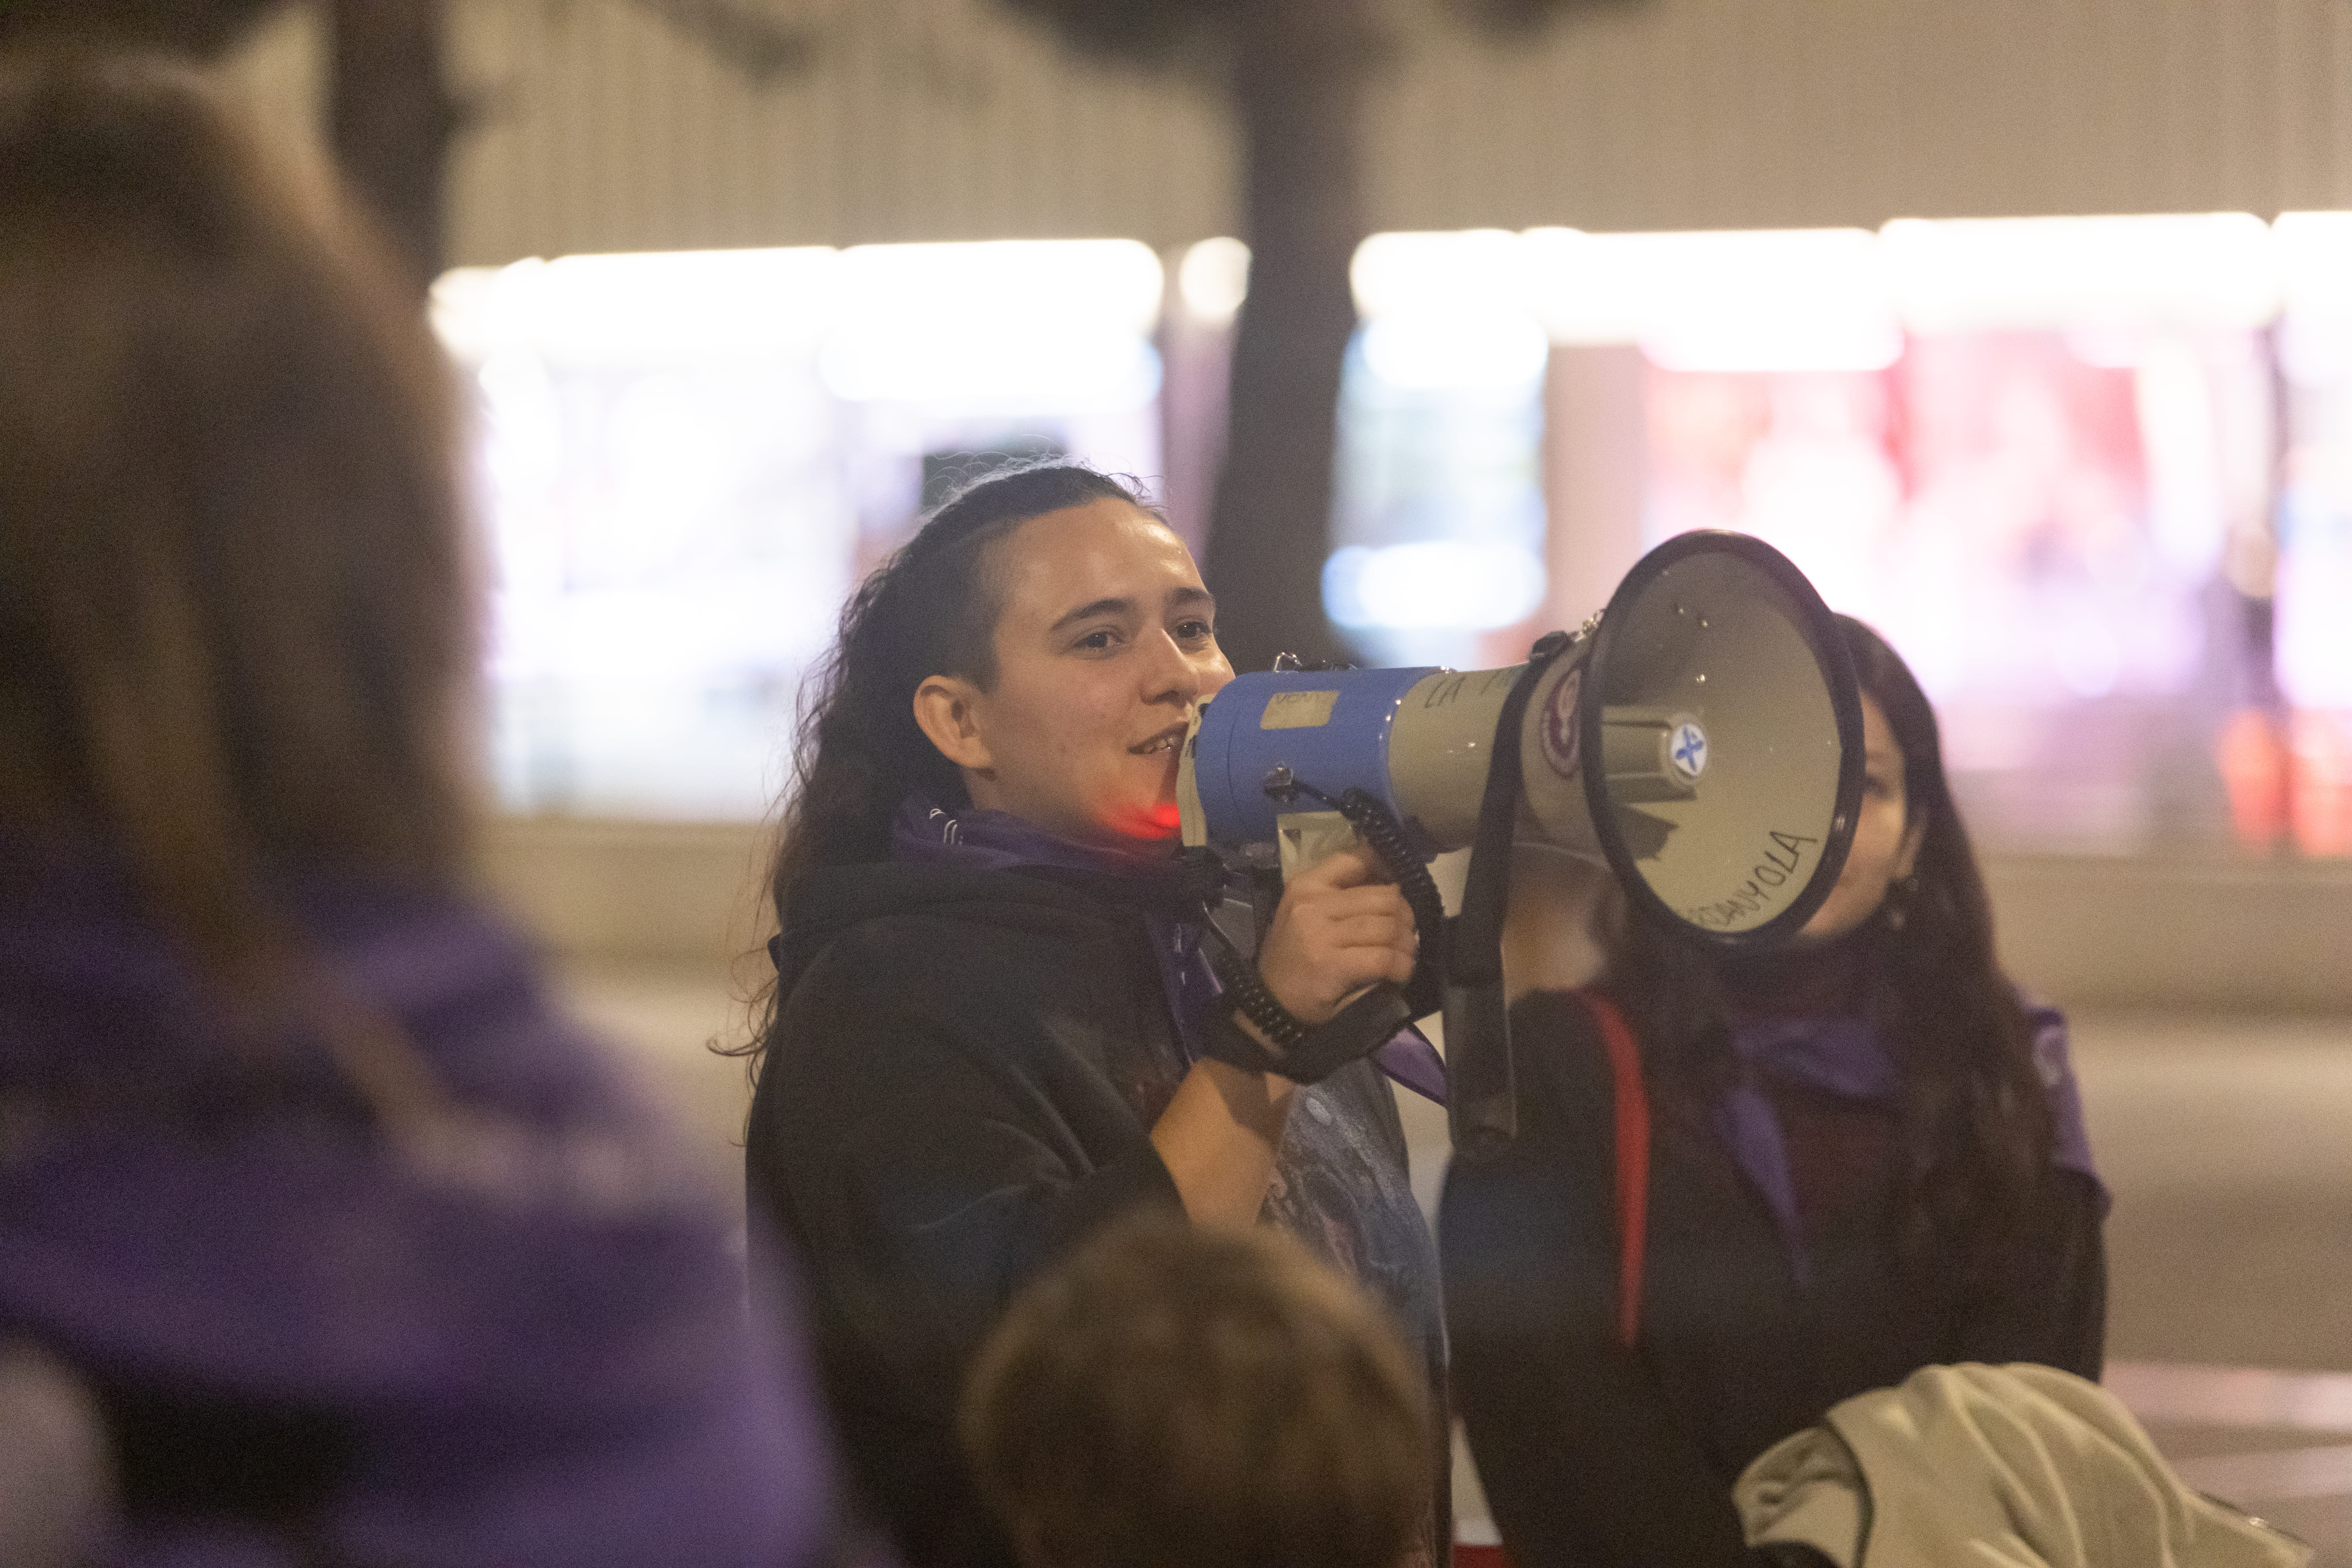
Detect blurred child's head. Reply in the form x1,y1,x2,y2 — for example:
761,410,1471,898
961,1216,1429,1568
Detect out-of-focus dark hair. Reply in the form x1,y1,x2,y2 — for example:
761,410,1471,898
960,1216,1429,1568
1608,615,2051,1278
0,53,473,1096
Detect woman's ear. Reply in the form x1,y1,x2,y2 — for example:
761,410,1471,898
1893,815,1928,882
912,675,993,775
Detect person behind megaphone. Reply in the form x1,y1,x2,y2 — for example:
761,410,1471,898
742,463,1450,1568
1449,616,2110,1568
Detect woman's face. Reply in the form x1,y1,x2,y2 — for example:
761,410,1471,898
913,497,1233,845
1799,692,1926,941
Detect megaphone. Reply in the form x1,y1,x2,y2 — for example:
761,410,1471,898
1177,531,1864,1145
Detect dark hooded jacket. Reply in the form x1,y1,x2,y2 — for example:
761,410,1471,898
1444,986,2107,1568
746,859,1447,1568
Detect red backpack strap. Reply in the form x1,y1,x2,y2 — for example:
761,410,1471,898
1575,989,1650,1349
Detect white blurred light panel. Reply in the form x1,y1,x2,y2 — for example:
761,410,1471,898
432,246,842,364
1324,541,1547,631
821,240,1165,408
1524,227,1901,374
1361,309,1550,391
1880,212,2279,336
2274,212,2352,388
1351,229,1535,319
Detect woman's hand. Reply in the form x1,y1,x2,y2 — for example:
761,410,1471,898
1253,846,1420,1027
1153,849,1414,1225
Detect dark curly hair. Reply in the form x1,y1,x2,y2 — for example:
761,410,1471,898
731,462,1153,1073
1606,615,2052,1281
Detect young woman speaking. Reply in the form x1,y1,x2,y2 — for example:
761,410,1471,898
743,465,1449,1568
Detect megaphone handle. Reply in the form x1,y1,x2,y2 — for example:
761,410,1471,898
1265,778,1446,1020
1194,906,1417,1086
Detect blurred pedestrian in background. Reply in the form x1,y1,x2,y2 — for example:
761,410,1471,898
962,1214,1430,1568
1448,615,2108,1568
0,51,832,1567
744,462,1447,1568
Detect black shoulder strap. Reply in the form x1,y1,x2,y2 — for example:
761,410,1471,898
1444,631,1574,1158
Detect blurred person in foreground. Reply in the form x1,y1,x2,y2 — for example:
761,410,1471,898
743,462,1446,1568
961,1216,1428,1568
1446,616,2108,1568
0,53,831,1567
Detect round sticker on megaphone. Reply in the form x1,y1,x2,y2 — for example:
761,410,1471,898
1667,717,1708,781
1539,665,1583,779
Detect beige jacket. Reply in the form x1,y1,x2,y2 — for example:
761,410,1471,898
1734,1363,2309,1568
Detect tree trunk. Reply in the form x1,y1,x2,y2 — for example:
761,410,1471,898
1200,0,1378,674
327,0,454,291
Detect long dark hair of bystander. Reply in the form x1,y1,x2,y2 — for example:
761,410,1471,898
1607,616,2052,1282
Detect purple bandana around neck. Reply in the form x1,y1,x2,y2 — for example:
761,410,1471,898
1715,1004,2106,1287
887,797,1447,1105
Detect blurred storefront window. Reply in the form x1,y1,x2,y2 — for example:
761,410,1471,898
433,240,1161,820
1354,217,2350,858
1326,232,1550,670
438,223,2345,851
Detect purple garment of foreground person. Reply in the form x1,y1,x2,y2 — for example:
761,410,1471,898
880,796,1449,1104
0,838,833,1568
1715,1004,2108,1284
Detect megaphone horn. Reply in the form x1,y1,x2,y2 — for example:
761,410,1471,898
1181,531,1862,941
1177,531,1866,1143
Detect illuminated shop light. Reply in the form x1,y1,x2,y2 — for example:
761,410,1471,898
1351,229,1535,319
2272,212,2352,387
2274,212,2352,315
1524,226,1901,374
430,246,843,364
1323,541,1548,632
820,239,1165,407
1361,308,1550,391
1178,237,1250,327
1880,213,2279,335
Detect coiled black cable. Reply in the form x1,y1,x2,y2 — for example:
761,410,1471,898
1280,779,1446,1019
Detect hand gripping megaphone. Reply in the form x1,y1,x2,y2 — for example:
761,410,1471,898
1176,531,1864,1153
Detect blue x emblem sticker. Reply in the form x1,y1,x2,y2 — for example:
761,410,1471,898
1670,722,1708,780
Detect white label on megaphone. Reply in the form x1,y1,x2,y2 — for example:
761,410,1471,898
1260,690,1340,730
1668,719,1708,780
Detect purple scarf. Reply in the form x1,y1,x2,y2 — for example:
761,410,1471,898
889,798,1448,1105
1715,1004,2106,1284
